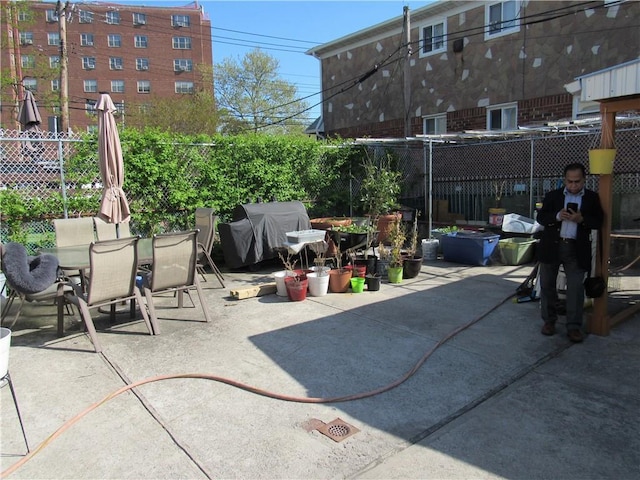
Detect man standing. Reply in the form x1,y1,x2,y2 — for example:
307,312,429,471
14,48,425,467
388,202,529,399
536,163,604,342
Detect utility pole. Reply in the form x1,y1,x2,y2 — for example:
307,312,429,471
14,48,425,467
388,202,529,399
403,6,412,138
57,0,70,133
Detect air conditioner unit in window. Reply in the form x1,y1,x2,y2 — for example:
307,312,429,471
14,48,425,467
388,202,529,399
134,20,146,26
22,39,33,45
175,21,187,27
86,65,95,70
114,65,123,70
177,66,187,72
139,65,149,70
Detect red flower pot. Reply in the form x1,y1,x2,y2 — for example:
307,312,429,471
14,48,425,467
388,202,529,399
284,276,308,301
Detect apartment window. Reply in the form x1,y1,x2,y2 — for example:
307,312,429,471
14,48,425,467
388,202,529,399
137,80,151,93
108,34,121,47
420,21,446,57
172,37,192,49
423,114,447,134
133,12,146,25
487,103,517,130
19,32,34,46
18,11,31,22
136,58,150,71
110,57,124,70
106,11,120,25
84,80,97,93
21,55,35,69
23,78,37,91
82,57,96,70
114,102,125,116
51,79,60,92
80,33,94,46
174,59,193,72
175,81,194,94
86,100,97,114
49,56,60,68
486,1,520,39
48,32,60,46
78,10,93,23
111,80,125,93
172,15,190,27
134,35,148,48
45,10,58,23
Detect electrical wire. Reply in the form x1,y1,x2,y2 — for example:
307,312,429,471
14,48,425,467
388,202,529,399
1,291,516,478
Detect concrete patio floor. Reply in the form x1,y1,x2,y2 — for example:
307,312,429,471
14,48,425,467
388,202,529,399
1,259,639,479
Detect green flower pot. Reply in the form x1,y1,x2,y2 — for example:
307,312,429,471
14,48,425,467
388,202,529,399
387,266,403,284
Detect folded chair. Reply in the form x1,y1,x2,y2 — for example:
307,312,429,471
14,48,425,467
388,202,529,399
195,207,225,287
142,230,212,334
1,243,72,334
64,237,154,353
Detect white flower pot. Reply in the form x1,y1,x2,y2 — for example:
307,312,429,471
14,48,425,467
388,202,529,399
307,272,330,297
274,270,295,297
0,327,11,378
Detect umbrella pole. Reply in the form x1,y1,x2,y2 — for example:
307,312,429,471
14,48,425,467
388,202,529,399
57,131,69,218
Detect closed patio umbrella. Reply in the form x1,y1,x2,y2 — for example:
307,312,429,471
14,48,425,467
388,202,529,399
96,93,130,232
18,89,44,160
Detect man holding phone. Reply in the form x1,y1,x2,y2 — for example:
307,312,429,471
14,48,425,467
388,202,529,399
536,163,604,342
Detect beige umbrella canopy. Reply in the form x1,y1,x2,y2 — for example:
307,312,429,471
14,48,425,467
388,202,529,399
96,93,130,229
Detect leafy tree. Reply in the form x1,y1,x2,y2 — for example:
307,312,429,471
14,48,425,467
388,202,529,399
214,49,309,135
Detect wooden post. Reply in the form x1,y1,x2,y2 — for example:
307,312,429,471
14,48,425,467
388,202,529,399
588,106,615,336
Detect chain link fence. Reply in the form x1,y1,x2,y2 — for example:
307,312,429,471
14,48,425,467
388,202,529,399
1,127,639,254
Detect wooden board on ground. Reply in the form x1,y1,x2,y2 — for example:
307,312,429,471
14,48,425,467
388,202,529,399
230,283,277,300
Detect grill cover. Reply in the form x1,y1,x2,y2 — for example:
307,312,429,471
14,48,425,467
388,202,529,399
219,201,311,269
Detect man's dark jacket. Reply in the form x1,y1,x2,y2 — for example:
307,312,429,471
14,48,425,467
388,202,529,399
536,188,604,271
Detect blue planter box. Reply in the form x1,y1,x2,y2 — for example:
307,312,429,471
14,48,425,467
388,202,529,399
441,232,500,266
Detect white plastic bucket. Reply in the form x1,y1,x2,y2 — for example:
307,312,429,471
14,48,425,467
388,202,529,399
307,272,330,297
422,239,439,262
274,270,295,297
0,327,11,378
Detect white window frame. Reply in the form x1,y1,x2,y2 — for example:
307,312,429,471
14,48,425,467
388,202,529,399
423,114,447,135
136,58,150,71
45,10,58,23
18,11,30,22
418,19,446,58
82,57,96,70
175,81,194,94
137,80,151,94
134,35,148,48
86,100,97,114
111,80,125,93
21,55,35,69
107,34,121,48
20,32,34,45
487,102,517,130
80,33,94,47
84,79,98,93
133,13,147,26
51,79,60,92
485,0,520,40
173,59,193,72
47,32,60,46
171,15,190,27
78,10,93,24
110,57,124,70
106,11,120,25
172,37,192,50
49,56,60,68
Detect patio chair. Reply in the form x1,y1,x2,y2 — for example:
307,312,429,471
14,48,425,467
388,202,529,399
0,243,72,334
195,207,225,287
54,217,96,284
141,230,212,334
94,217,132,240
64,237,154,353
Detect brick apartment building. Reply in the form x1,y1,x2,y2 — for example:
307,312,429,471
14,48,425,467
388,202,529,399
1,0,212,132
307,0,640,139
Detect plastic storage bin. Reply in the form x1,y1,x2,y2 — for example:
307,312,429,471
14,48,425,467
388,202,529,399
441,231,500,266
498,238,536,265
285,229,326,243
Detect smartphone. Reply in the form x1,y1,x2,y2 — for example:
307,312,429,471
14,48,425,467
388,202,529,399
566,202,579,212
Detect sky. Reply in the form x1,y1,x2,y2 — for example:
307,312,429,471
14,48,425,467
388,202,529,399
111,0,435,123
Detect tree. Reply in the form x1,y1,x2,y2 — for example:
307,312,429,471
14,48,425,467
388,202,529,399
214,49,309,135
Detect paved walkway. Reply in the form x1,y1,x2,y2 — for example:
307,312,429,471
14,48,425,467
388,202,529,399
2,261,639,479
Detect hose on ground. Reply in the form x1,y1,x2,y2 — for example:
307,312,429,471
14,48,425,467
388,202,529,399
2,292,514,478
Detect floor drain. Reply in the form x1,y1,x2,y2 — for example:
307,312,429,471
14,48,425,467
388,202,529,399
316,418,360,443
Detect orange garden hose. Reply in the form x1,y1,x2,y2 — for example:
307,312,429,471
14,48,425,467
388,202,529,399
2,293,514,477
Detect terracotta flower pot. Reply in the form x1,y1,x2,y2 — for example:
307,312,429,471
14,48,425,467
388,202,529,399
310,217,352,231
328,268,352,293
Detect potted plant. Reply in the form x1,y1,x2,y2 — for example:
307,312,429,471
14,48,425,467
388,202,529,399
386,215,405,283
327,240,352,293
307,247,330,296
276,251,307,301
359,150,402,245
488,180,506,226
402,210,422,279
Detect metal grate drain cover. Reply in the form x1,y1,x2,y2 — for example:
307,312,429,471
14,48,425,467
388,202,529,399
316,418,360,443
